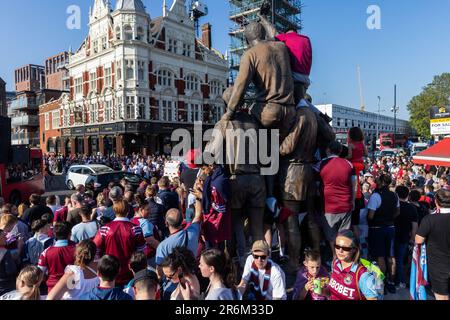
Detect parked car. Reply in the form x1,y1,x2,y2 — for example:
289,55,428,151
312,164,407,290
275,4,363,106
379,149,398,158
65,165,114,190
86,171,147,195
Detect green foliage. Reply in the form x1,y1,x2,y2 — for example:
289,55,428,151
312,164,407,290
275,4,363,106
407,73,450,138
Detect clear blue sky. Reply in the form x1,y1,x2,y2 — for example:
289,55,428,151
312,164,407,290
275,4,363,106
2,0,450,120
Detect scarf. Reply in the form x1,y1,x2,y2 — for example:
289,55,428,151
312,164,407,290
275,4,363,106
248,260,272,300
410,244,428,300
202,165,230,214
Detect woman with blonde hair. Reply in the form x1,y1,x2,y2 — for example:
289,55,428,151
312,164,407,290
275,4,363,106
0,265,43,300
46,239,99,300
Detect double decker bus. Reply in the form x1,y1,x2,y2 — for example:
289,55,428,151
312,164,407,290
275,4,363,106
379,133,408,150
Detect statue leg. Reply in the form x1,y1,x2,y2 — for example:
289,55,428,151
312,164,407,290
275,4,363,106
231,208,246,268
283,200,303,273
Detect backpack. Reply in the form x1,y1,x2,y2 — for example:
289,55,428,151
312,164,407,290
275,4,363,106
24,236,53,265
356,259,385,300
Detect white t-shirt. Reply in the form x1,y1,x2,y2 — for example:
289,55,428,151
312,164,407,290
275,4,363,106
241,256,287,300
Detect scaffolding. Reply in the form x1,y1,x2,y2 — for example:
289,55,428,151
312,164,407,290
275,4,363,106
228,0,303,83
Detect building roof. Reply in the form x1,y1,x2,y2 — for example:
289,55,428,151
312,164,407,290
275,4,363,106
115,0,146,12
0,77,5,85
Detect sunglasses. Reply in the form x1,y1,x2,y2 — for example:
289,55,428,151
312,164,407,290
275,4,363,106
253,254,268,261
334,244,354,252
166,270,177,280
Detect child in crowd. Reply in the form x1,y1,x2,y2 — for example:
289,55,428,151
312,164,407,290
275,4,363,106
292,249,329,300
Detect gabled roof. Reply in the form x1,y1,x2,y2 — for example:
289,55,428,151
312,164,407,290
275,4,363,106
115,0,146,12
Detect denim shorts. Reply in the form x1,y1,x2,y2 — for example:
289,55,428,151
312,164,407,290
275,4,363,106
368,226,395,258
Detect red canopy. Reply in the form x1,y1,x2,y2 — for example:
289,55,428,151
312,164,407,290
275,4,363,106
413,138,450,167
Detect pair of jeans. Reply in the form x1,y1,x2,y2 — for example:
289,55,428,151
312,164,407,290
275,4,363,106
394,242,409,285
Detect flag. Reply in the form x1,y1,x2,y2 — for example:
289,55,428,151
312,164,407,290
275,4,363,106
410,244,428,300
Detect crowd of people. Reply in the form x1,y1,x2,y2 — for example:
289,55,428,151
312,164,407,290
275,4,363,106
1,138,450,301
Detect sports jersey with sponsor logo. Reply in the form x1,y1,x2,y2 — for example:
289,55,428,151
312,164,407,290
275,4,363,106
93,218,146,285
38,240,76,292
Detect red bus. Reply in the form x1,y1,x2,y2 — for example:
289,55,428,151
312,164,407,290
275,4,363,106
379,133,408,150
0,146,45,205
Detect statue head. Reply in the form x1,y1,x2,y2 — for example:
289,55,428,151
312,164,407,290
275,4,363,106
244,22,266,47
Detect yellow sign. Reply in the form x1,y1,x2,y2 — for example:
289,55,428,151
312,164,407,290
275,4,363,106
430,117,450,123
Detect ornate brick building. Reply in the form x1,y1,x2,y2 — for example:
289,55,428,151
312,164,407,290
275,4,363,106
53,0,228,156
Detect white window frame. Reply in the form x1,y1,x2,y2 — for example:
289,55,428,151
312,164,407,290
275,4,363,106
52,111,60,129
45,113,50,130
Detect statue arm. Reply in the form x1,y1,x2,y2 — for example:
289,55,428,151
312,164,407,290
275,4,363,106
279,111,302,156
258,13,279,40
226,53,255,113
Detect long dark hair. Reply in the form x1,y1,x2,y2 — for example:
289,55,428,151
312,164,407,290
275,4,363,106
348,127,364,143
201,249,237,289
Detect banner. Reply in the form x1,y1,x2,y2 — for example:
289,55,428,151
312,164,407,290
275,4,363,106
430,106,450,135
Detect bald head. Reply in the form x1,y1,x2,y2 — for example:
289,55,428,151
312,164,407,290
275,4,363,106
244,22,266,46
165,208,183,229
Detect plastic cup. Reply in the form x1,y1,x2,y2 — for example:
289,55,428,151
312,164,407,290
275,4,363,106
313,278,322,295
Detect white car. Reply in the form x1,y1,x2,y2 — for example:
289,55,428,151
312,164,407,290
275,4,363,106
65,164,114,190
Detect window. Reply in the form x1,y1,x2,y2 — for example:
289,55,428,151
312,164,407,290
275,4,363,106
93,40,99,54
90,72,97,92
157,69,174,87
116,61,122,80
188,104,202,122
63,109,69,127
211,105,223,123
137,27,144,41
185,75,200,91
45,113,50,130
138,61,145,81
52,111,60,129
126,60,134,80
160,100,177,122
126,104,135,119
210,81,224,96
74,77,83,95
182,43,192,57
105,67,112,87
138,97,146,119
124,25,133,41
102,36,107,50
90,102,98,123
104,100,112,122
115,27,121,40
168,38,177,53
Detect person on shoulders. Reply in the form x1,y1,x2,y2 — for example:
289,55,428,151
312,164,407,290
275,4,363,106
79,255,133,301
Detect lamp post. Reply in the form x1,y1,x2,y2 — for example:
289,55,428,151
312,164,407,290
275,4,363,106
391,85,399,147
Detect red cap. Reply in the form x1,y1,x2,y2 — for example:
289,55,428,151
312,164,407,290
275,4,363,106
185,149,202,169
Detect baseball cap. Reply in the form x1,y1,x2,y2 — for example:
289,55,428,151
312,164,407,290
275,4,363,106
185,149,202,169
252,240,270,256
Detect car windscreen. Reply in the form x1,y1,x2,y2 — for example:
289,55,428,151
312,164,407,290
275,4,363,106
92,167,114,174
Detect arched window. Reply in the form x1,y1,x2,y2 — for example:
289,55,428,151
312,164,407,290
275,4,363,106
156,69,174,87
115,27,121,40
124,25,133,41
185,74,201,91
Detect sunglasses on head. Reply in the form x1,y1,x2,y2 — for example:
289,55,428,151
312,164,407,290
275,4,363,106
253,254,267,261
334,244,354,252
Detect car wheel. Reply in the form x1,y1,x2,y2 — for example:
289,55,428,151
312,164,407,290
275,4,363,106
9,191,21,206
67,180,75,190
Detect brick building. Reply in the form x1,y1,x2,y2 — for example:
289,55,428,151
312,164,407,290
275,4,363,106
45,52,70,91
55,0,228,156
0,77,6,117
39,98,63,153
14,64,45,92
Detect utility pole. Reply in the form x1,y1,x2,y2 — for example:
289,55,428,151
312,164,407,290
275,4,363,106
376,96,381,138
391,85,398,147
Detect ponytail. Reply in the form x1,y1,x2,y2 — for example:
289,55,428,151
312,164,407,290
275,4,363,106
16,266,44,300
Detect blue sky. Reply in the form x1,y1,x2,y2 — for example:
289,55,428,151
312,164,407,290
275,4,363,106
2,0,450,120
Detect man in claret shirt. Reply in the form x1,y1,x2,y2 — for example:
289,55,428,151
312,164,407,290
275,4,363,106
93,200,146,288
38,222,76,293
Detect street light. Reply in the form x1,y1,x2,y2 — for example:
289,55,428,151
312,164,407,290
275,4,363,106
376,96,385,143
391,85,399,147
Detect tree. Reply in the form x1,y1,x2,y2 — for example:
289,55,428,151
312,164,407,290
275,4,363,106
407,73,450,138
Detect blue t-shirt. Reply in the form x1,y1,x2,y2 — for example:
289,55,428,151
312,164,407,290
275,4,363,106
71,221,99,243
155,222,201,265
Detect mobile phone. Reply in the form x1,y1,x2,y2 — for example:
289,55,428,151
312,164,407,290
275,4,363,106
179,273,187,289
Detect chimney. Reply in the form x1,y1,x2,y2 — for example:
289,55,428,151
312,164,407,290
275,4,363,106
201,23,212,49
